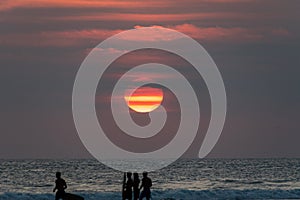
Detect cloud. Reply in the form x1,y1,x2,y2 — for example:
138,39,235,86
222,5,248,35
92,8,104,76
114,25,184,42
54,12,246,23
170,24,264,42
0,29,123,47
0,24,291,48
271,28,291,37
0,0,168,11
0,0,255,11
202,0,253,2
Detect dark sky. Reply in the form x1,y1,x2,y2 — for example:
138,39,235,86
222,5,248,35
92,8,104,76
0,0,299,159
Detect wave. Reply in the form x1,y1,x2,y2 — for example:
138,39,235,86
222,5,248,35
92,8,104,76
221,179,264,184
266,179,293,183
1,189,300,200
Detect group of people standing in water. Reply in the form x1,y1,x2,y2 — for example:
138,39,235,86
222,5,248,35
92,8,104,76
123,172,152,200
53,171,152,200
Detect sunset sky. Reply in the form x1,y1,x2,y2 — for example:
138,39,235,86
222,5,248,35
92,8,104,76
0,0,299,158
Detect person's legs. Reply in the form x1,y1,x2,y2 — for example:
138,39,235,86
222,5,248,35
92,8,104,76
134,189,140,200
146,192,151,200
55,191,65,200
128,193,132,200
55,193,61,200
139,190,145,200
126,190,132,200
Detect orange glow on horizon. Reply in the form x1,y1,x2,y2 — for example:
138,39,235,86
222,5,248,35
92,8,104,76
124,87,163,113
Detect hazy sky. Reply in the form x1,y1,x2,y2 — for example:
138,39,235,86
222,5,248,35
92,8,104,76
0,0,299,159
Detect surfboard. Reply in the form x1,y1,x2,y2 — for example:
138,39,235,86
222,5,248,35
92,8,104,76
64,193,84,200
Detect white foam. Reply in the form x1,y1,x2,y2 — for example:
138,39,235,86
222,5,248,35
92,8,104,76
1,189,300,200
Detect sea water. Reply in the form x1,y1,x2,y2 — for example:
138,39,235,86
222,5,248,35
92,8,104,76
1,159,300,200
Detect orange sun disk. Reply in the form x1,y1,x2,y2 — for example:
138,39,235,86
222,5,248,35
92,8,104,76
124,87,163,113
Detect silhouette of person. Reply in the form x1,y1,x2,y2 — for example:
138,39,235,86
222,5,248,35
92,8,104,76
124,172,134,200
53,172,67,200
133,173,140,200
139,172,152,200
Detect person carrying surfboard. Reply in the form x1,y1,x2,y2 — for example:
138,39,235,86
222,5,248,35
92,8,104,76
53,172,67,200
52,172,85,200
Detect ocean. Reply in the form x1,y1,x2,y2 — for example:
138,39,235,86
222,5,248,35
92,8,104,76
1,158,300,200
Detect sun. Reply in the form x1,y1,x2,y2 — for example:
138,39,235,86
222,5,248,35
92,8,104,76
124,87,163,113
